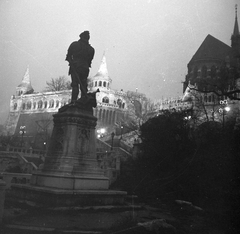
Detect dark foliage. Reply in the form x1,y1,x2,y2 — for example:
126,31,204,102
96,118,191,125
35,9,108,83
112,110,240,232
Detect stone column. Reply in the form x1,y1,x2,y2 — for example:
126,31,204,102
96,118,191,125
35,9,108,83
0,179,6,224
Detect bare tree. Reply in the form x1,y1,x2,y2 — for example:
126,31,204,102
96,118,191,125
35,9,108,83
122,97,156,133
45,76,71,92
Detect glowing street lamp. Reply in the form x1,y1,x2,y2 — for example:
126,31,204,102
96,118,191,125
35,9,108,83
19,125,26,147
97,128,106,138
219,100,230,129
120,126,123,139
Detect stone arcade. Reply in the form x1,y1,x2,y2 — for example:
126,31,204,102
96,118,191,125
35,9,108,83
10,93,126,207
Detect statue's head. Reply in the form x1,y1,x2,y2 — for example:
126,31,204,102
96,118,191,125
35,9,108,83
80,31,90,41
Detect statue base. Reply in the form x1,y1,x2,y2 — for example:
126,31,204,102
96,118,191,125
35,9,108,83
30,103,109,190
9,101,127,206
10,184,126,207
30,172,109,190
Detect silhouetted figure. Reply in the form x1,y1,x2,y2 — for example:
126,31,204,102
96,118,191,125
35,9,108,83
66,31,95,101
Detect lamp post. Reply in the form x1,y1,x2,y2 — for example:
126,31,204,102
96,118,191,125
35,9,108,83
111,132,115,150
219,100,230,130
120,126,123,139
43,142,47,151
19,126,26,147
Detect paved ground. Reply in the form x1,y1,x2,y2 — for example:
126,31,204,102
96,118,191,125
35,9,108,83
0,200,227,234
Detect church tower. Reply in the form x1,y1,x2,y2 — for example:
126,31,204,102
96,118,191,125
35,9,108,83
231,4,240,61
16,66,34,96
88,52,112,92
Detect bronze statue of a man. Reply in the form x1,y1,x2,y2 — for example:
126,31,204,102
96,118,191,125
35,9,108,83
66,31,95,101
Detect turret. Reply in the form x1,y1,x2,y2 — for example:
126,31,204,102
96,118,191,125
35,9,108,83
16,66,34,96
88,52,112,92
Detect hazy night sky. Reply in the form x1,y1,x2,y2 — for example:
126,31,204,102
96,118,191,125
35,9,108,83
0,0,238,124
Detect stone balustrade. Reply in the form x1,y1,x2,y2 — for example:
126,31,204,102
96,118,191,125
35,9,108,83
0,172,31,189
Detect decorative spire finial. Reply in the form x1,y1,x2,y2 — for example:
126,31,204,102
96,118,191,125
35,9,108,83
232,4,239,36
236,4,238,18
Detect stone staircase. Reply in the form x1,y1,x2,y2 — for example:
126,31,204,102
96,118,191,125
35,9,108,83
0,151,37,174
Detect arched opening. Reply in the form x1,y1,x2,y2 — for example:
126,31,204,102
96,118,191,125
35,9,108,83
102,96,109,103
204,95,207,102
56,100,59,108
117,99,122,108
38,100,43,109
49,99,54,108
208,95,212,102
61,99,67,106
27,101,32,109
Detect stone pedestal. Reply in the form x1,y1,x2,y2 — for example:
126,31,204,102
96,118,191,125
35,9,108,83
10,102,126,207
31,105,109,190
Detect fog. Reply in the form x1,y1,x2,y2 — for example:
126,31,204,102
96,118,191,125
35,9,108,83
0,0,238,123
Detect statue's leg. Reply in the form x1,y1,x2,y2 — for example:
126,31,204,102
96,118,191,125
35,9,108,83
80,77,88,98
71,86,79,101
71,73,79,102
79,69,89,98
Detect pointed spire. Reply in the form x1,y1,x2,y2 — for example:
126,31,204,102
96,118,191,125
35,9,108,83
95,51,109,78
22,65,30,84
16,65,34,95
233,4,239,36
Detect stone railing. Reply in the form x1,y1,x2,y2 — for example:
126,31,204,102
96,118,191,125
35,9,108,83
96,138,112,152
97,102,119,109
2,143,125,185
0,151,37,174
0,172,31,189
97,138,131,161
6,146,46,158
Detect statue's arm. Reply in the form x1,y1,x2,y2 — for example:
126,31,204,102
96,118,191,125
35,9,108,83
65,43,75,64
88,47,95,68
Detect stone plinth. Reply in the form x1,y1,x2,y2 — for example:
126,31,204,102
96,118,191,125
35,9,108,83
31,104,109,190
9,184,126,207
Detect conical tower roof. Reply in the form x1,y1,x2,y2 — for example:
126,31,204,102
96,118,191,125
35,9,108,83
93,53,112,82
17,66,34,94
